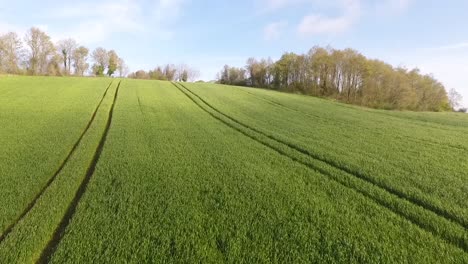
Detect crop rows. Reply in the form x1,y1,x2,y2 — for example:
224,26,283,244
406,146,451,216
183,82,468,227
38,81,121,263
0,76,111,235
239,88,468,152
0,77,466,262
0,77,119,262
42,80,466,262
173,82,468,252
0,80,113,244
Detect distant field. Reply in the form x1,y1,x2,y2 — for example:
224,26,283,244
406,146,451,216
0,76,467,263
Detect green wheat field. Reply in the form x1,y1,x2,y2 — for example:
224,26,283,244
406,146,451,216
0,76,467,263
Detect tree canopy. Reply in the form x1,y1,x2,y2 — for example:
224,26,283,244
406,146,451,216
0,27,124,77
128,64,200,82
217,46,452,112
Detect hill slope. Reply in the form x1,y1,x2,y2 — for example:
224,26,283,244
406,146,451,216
0,77,467,263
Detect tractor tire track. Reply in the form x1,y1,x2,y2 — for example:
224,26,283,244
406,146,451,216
178,82,467,230
172,82,468,252
135,88,144,115
37,81,121,263
238,88,468,152
0,81,113,244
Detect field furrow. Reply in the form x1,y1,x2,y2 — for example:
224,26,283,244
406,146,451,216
38,81,121,263
0,80,113,243
174,82,468,252
0,77,112,234
44,80,466,263
1,77,467,263
183,82,468,227
0,80,118,263
239,88,468,153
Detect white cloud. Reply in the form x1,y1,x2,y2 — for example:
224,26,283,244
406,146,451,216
418,60,468,108
297,0,361,36
260,0,311,11
7,0,189,44
147,0,187,40
0,22,24,35
380,49,468,108
375,0,412,15
53,21,109,44
298,15,354,35
427,42,468,51
34,24,49,32
154,0,186,22
385,0,412,11
259,0,412,37
49,0,144,43
264,21,287,40
394,0,412,10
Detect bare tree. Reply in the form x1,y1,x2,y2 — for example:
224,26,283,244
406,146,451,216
91,47,108,76
176,64,188,82
0,37,4,73
57,38,77,75
117,57,129,77
163,64,177,81
24,27,55,75
47,53,63,76
72,46,89,76
188,67,200,82
177,64,200,82
448,88,463,110
0,32,23,74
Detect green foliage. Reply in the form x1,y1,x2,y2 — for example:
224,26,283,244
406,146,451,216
129,66,172,80
107,50,119,77
219,65,247,86
129,64,199,82
107,65,116,76
218,46,451,112
180,69,188,82
93,64,105,76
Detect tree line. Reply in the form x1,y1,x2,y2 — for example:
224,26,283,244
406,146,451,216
1,28,464,111
128,64,200,82
0,27,128,77
217,46,459,111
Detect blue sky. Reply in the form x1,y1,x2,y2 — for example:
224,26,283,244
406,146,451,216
1,0,468,107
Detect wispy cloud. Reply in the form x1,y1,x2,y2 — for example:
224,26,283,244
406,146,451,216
259,0,311,11
51,0,143,41
147,0,188,40
375,0,413,15
260,0,412,37
153,0,187,22
391,0,412,11
0,0,189,44
264,21,288,40
427,42,468,51
368,0,414,17
297,0,361,36
0,22,24,35
297,14,355,35
0,3,25,34
259,0,362,38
